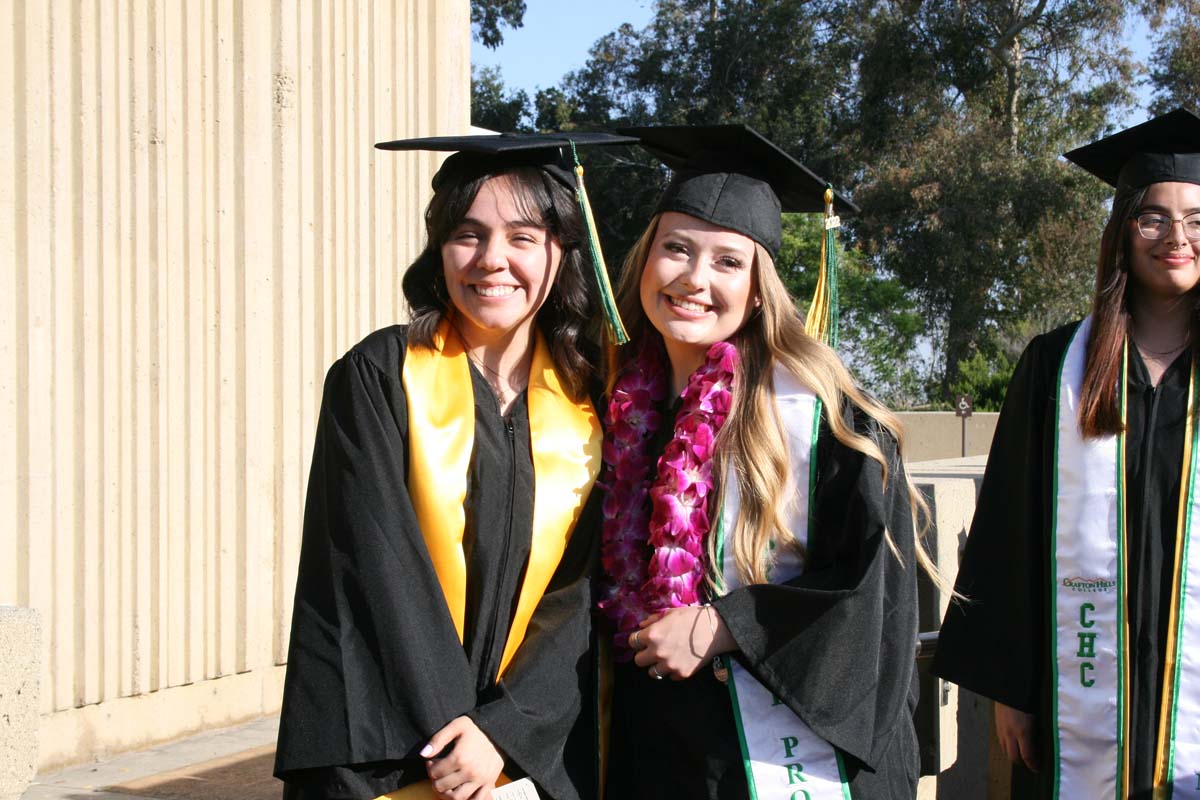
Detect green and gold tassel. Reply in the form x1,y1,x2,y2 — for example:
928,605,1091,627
570,141,629,345
804,185,841,347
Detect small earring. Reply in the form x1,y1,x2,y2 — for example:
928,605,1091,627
754,297,762,308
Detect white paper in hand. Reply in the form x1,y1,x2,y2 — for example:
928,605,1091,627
492,777,540,800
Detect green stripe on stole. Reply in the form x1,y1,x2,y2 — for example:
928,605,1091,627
1052,317,1200,797
715,367,851,800
1156,347,1200,797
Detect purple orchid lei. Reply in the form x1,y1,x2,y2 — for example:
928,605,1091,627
597,335,739,659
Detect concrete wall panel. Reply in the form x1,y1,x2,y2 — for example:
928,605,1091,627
897,411,1001,463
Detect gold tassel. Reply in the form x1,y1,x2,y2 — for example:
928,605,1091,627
804,186,840,346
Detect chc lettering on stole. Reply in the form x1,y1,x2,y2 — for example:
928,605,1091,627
1076,602,1097,688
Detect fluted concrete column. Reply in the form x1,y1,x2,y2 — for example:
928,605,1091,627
0,606,40,800
2,0,470,771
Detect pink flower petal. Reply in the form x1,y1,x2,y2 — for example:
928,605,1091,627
597,333,738,630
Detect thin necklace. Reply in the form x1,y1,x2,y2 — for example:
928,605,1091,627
449,321,532,406
1132,334,1190,358
464,348,530,406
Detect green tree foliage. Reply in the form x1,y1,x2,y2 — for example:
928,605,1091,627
470,0,1171,407
549,0,1143,404
950,351,1014,412
552,0,870,234
850,0,1135,394
533,87,575,132
471,65,530,131
471,0,526,49
778,216,929,406
1144,1,1200,113
556,1,858,170
544,2,920,396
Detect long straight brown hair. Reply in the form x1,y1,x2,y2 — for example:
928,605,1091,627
1078,186,1147,438
1080,184,1200,437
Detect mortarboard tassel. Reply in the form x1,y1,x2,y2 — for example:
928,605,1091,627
570,141,629,345
804,185,841,347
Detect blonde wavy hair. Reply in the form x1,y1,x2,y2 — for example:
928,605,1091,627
609,214,945,589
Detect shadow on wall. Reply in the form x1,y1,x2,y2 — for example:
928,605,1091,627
935,688,1012,799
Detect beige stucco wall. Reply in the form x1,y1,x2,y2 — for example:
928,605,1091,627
1,0,469,770
898,411,1000,463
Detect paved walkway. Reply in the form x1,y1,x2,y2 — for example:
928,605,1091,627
22,716,280,800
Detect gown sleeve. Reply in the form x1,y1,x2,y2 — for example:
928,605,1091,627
468,494,601,800
931,330,1061,714
274,341,479,782
708,404,920,771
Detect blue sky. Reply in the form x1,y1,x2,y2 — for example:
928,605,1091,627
471,0,655,95
471,2,1156,122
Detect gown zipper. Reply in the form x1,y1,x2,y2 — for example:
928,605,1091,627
1140,381,1162,538
482,415,518,686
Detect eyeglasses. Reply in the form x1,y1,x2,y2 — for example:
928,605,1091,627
1134,211,1200,241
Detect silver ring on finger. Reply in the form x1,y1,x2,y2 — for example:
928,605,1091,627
649,664,663,680
631,630,642,650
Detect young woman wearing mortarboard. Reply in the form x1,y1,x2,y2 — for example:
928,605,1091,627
273,132,634,800
934,109,1200,798
597,125,942,800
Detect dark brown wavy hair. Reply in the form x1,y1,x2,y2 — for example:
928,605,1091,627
402,158,599,401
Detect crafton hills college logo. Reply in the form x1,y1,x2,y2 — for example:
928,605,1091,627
1062,576,1117,593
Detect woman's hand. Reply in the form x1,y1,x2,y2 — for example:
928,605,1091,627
421,716,504,800
629,605,737,680
993,701,1039,772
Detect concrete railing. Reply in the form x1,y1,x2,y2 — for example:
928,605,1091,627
909,456,1014,799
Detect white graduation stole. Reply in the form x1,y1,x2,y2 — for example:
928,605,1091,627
1053,316,1200,797
715,367,852,800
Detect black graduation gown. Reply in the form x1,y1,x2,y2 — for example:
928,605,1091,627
932,320,1190,799
274,326,600,800
605,400,921,800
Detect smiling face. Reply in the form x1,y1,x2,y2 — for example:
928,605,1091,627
1128,181,1200,303
639,211,759,382
440,175,563,349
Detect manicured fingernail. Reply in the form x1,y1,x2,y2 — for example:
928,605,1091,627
419,744,433,757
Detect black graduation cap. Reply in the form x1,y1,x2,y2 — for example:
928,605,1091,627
1063,108,1200,190
375,131,637,191
373,130,637,343
617,124,858,258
